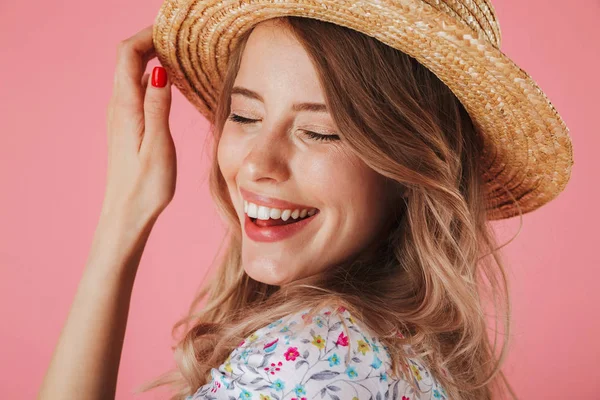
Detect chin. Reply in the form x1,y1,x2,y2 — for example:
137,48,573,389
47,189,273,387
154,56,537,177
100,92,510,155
242,257,291,286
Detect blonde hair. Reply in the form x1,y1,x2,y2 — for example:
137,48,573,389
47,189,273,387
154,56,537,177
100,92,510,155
137,16,520,400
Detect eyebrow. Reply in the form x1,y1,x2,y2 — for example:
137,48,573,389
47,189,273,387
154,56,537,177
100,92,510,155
231,86,328,113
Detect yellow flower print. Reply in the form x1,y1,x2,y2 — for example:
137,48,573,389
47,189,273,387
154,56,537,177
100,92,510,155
357,339,370,355
260,395,272,400
348,316,355,324
311,335,326,350
248,332,259,342
224,362,232,373
411,364,422,381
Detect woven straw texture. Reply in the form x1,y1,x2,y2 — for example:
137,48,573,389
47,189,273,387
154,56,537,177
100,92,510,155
152,0,574,221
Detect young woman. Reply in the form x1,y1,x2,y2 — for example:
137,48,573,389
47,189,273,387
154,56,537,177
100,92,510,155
38,1,574,399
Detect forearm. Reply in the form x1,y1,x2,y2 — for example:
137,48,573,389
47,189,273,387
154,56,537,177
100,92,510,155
38,213,156,400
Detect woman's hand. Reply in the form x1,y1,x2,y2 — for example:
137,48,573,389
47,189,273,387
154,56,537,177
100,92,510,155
101,24,176,225
38,26,176,400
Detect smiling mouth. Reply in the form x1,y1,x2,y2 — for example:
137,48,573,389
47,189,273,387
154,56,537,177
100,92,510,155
244,198,319,228
244,209,320,242
250,213,315,227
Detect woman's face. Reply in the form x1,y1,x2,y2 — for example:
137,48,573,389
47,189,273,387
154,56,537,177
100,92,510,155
218,20,393,286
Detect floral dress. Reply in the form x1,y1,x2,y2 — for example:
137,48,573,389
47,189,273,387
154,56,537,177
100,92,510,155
186,306,448,400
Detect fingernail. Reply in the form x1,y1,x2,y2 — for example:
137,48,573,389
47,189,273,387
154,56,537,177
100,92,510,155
151,66,167,88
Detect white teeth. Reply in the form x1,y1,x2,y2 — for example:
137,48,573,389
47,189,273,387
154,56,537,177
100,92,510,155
247,203,258,218
243,201,318,221
281,209,292,221
257,206,270,220
269,208,282,219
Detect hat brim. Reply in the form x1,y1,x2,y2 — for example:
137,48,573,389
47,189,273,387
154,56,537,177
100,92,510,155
152,0,574,221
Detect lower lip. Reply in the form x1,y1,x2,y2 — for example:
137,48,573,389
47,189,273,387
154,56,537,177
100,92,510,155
244,212,319,243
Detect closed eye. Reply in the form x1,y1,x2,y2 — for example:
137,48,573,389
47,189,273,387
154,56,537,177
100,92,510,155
227,113,340,142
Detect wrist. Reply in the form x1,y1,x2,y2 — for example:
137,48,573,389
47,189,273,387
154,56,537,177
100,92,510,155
97,207,157,237
87,210,157,278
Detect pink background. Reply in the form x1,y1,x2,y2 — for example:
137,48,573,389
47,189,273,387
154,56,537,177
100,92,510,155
1,0,598,398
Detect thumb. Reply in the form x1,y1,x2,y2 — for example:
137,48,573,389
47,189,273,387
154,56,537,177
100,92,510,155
142,66,172,146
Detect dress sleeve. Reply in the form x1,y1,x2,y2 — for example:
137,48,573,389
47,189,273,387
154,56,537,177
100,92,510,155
186,307,447,400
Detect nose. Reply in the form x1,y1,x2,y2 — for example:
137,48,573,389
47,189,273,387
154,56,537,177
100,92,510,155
239,125,292,185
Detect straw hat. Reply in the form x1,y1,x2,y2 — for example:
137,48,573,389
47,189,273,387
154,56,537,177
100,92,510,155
152,0,574,221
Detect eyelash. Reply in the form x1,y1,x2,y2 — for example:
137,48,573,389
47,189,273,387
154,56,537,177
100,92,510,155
228,113,340,142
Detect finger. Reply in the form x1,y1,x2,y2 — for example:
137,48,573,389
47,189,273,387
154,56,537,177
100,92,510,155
111,25,156,114
141,72,150,97
108,25,156,152
141,66,172,150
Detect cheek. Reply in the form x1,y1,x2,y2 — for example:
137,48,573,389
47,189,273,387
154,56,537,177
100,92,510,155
318,152,389,230
310,152,385,208
217,128,242,183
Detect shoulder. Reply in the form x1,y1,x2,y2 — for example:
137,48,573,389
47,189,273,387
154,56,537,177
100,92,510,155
188,306,448,400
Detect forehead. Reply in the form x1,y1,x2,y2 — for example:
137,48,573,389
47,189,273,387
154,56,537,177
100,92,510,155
233,19,325,103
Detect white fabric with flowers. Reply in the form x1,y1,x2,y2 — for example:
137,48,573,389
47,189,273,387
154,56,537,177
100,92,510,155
186,306,448,400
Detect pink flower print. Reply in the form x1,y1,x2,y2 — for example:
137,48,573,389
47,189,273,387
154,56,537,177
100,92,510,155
264,361,283,375
336,332,349,347
238,340,245,347
291,398,307,400
284,346,300,361
336,306,346,313
301,313,313,323
402,397,410,400
396,331,405,339
210,380,221,393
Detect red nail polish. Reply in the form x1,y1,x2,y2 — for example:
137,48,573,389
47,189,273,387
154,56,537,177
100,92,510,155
151,66,167,88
